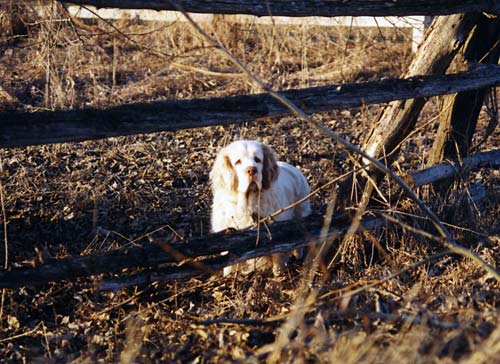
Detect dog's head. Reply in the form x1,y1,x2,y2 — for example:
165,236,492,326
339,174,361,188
210,140,279,193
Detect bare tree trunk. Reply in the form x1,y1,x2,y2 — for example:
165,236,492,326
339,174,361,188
363,14,480,161
428,15,500,166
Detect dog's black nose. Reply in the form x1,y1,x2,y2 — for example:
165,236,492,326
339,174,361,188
246,166,257,176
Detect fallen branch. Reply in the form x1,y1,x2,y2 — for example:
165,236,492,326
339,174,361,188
2,64,500,148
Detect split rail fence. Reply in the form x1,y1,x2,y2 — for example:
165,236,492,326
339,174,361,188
2,0,499,148
1,0,499,287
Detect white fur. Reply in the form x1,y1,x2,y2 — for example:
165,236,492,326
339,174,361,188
210,140,311,275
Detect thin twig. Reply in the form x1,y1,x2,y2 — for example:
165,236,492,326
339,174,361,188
155,240,216,274
256,168,356,225
91,289,146,319
73,4,245,78
1,183,8,270
0,164,8,324
0,322,44,344
364,311,463,330
198,317,281,326
379,212,447,244
320,250,451,300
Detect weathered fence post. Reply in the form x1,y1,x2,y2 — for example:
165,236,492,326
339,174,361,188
428,15,500,166
362,14,481,161
340,14,482,210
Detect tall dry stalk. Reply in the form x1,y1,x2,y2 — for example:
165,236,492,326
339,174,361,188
0,162,7,325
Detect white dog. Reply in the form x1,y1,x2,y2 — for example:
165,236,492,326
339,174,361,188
210,140,311,275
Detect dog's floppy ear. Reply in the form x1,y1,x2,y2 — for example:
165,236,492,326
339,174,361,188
262,144,279,190
210,148,237,192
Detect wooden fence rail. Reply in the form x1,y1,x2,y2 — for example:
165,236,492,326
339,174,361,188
2,64,500,148
65,0,500,17
0,1,498,286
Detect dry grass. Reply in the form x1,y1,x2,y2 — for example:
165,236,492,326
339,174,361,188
1,2,500,363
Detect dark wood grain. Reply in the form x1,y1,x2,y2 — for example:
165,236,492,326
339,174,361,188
65,0,500,17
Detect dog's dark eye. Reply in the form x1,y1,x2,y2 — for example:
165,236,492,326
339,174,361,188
254,157,262,163
234,159,241,166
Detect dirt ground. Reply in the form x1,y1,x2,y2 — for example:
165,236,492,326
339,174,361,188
1,3,500,363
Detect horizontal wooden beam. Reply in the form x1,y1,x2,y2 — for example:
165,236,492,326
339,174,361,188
0,214,340,289
66,6,427,28
64,0,500,17
2,64,500,148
